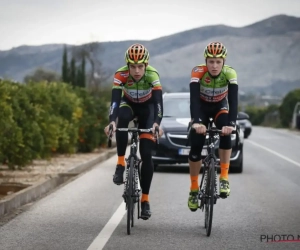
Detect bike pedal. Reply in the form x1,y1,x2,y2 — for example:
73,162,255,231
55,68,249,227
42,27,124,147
199,204,205,211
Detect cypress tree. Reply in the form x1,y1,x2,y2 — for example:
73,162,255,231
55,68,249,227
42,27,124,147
80,57,86,88
70,57,76,86
62,45,69,83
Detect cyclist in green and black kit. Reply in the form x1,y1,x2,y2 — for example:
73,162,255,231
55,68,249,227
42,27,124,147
104,43,164,220
188,42,238,211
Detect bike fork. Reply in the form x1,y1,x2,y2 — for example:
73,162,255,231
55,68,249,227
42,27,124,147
214,169,218,204
199,170,208,210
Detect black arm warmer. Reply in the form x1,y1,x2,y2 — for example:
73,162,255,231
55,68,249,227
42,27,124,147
152,89,163,125
227,84,238,126
190,82,202,124
109,89,122,123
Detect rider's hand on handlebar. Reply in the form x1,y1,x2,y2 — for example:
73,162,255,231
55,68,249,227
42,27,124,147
152,123,164,138
221,126,234,136
104,121,116,137
192,123,207,134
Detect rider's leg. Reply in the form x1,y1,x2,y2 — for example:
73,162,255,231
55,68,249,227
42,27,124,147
113,103,134,185
139,135,155,219
136,104,155,219
188,130,206,211
215,111,232,197
139,136,155,202
189,160,201,190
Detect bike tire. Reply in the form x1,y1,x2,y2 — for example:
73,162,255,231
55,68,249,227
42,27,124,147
132,160,142,226
204,168,209,229
131,199,135,228
131,166,137,228
137,160,142,220
205,158,215,236
127,157,135,235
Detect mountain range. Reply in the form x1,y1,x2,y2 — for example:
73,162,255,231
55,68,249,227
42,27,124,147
1,14,300,96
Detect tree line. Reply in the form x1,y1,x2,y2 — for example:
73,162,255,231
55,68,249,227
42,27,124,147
0,44,111,169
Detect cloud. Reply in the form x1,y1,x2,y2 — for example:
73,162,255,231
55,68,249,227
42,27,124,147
0,0,299,50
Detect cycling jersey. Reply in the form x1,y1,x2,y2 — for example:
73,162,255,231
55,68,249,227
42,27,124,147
190,64,238,127
109,65,163,124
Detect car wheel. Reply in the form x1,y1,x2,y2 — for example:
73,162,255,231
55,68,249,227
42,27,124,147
244,129,251,139
235,157,243,173
230,150,243,173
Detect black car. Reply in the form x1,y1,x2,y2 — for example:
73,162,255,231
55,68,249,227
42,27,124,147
152,92,248,173
236,112,252,138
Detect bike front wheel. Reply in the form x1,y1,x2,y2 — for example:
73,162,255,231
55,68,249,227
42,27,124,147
205,158,215,237
126,156,135,235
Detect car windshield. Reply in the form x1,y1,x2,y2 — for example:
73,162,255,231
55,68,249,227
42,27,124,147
163,97,190,118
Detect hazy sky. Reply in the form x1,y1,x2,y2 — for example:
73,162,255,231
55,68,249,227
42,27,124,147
1,0,300,51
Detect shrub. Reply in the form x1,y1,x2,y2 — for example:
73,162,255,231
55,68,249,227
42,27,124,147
0,80,109,169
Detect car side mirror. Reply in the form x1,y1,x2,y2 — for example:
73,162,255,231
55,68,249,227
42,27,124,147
237,111,249,120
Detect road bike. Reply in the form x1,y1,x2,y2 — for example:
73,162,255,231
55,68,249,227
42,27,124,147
188,118,239,236
108,120,159,235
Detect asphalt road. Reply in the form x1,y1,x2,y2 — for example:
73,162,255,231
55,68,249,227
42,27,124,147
0,126,300,250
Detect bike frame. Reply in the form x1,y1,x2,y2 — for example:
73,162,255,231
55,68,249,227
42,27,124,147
199,120,219,203
187,118,237,236
107,121,159,235
124,127,142,223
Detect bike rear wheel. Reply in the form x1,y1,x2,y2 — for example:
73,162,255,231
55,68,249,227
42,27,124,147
205,158,215,236
131,199,135,228
137,160,142,220
131,166,138,228
203,169,208,229
127,157,135,235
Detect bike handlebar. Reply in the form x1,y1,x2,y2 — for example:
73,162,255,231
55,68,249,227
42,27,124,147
186,126,239,147
107,124,160,147
188,126,237,135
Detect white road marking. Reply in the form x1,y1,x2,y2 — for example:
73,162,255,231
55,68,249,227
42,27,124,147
248,140,300,168
87,202,126,250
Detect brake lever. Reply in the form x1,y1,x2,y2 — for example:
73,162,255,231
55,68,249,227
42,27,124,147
235,126,240,148
155,126,160,145
107,124,113,148
187,121,192,132
186,125,193,147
